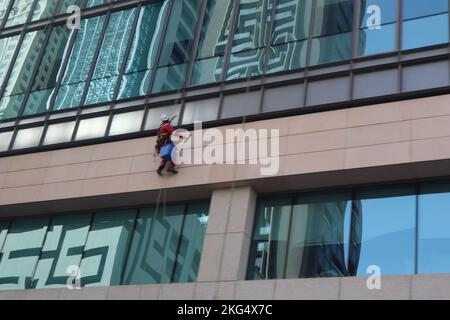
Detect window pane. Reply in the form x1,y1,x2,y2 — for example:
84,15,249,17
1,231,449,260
402,14,449,50
145,104,181,130
403,0,448,20
230,0,271,53
312,0,355,37
117,2,168,99
2,30,46,98
226,48,265,80
152,63,188,93
266,40,307,73
173,203,209,283
13,126,44,149
59,0,84,14
43,121,76,145
247,197,292,280
53,15,106,111
309,32,352,66
0,217,49,290
286,192,353,279
24,25,74,116
419,182,450,274
182,98,219,125
109,110,144,136
75,116,109,141
158,0,201,66
361,0,397,26
358,22,396,56
79,210,136,287
123,205,185,285
272,0,312,44
0,35,20,94
31,0,58,22
354,186,416,276
31,214,91,289
0,220,8,255
191,56,223,85
85,8,136,105
5,0,33,28
196,0,232,59
0,130,13,151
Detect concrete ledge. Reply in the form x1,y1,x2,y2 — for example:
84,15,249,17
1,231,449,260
0,275,448,300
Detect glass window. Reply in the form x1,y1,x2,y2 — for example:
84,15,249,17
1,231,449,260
53,15,106,111
31,0,58,22
79,210,136,287
402,14,449,50
354,186,416,276
191,0,233,85
0,35,20,95
419,182,450,274
0,130,13,151
226,48,265,80
0,30,47,119
144,104,181,130
0,220,8,255
0,1,9,26
12,126,44,149
109,110,144,136
84,8,137,105
173,203,209,283
75,116,109,141
309,0,355,66
0,217,49,290
59,0,84,15
31,214,91,289
266,0,311,74
5,0,33,28
403,0,448,20
358,23,396,56
122,205,186,285
248,197,292,280
23,25,74,116
152,0,202,93
43,121,76,145
117,2,168,100
182,98,219,125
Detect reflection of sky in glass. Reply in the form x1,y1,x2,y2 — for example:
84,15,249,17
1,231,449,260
403,14,449,50
359,23,396,56
419,191,450,274
356,193,416,276
361,0,397,27
403,0,448,20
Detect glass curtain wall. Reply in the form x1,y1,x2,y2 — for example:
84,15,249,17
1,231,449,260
0,202,209,290
248,180,450,280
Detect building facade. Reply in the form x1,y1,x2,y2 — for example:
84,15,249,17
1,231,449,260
0,0,450,300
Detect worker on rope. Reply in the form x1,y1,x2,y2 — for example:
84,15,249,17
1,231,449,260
156,114,178,176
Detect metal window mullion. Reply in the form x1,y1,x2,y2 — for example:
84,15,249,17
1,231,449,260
16,24,54,120
281,196,295,279
398,0,403,93
0,0,15,30
302,0,317,109
220,0,240,83
170,203,189,283
27,215,54,289
415,182,420,275
177,0,208,128
119,208,139,285
76,212,96,288
110,4,143,104
46,27,81,114
215,0,240,120
258,0,278,115
183,0,208,89
349,0,362,101
144,0,174,100
261,0,277,75
26,0,39,24
78,11,111,108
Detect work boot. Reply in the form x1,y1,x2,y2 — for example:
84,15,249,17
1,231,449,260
167,167,178,174
157,166,164,176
